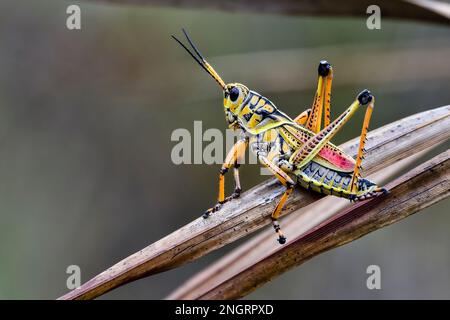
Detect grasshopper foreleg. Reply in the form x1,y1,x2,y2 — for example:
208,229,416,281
203,138,248,218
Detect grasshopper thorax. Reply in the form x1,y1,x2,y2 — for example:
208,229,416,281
223,83,249,129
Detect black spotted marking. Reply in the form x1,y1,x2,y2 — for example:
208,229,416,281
279,136,287,155
255,107,277,121
341,177,351,189
302,161,320,177
333,173,343,188
248,93,263,109
299,162,356,197
323,170,336,185
358,178,376,191
313,166,328,180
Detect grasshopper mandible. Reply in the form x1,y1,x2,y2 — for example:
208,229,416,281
172,30,387,244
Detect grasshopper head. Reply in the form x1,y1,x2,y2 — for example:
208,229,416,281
173,30,246,129
223,83,249,129
172,30,250,129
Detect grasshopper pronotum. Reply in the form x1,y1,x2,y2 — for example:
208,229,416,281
173,30,387,244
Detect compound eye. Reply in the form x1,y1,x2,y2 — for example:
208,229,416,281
229,87,240,102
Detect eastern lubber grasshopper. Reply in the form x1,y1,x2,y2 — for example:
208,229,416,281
172,30,387,244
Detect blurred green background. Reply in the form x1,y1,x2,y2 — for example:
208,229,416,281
0,0,449,299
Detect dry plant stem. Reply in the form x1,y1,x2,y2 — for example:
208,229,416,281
197,150,450,299
84,0,450,25
167,147,432,299
58,106,450,300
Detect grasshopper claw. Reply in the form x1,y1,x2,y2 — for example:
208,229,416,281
277,235,287,245
202,203,222,218
225,189,241,202
202,210,211,219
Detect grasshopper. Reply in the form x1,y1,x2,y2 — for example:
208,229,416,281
172,30,387,244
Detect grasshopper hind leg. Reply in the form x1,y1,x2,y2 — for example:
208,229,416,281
348,90,388,201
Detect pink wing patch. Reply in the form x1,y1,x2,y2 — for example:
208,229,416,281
318,147,355,172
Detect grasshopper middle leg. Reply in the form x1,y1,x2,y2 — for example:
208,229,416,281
258,154,295,245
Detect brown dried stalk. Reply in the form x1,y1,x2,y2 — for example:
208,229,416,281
58,106,450,300
167,147,432,299
192,150,450,299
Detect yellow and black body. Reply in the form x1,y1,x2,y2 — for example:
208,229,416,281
173,30,387,244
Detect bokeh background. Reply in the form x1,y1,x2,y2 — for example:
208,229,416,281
0,0,449,299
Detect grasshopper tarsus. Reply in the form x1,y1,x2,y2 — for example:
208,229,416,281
277,235,287,245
